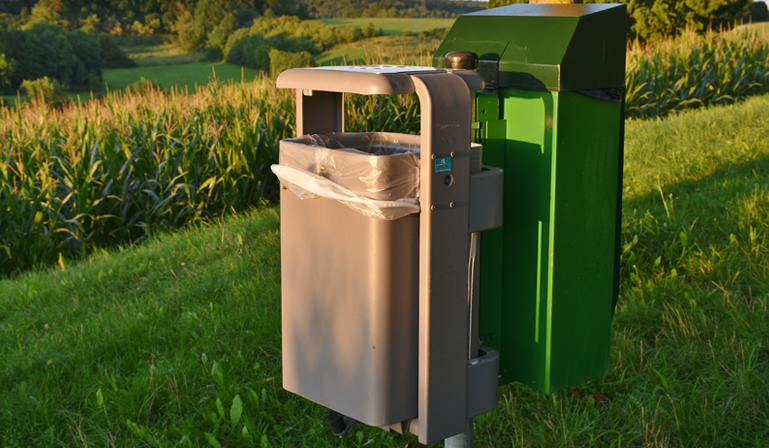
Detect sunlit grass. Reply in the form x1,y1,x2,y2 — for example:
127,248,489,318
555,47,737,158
122,42,192,59
102,62,261,92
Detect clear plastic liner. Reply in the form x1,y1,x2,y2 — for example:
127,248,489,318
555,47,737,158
273,132,421,220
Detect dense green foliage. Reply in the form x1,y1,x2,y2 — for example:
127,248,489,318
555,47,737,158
268,49,314,74
0,0,297,36
0,1,426,79
3,93,769,445
0,53,11,89
623,0,753,40
303,0,483,18
125,76,163,94
99,34,137,69
0,22,102,93
225,33,275,69
20,76,66,106
0,0,477,31
172,0,239,52
751,0,769,21
486,0,765,41
0,0,308,77
222,15,370,70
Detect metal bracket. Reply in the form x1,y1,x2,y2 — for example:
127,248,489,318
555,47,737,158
326,412,357,437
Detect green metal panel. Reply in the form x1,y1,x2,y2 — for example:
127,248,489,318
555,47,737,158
442,2,627,394
479,90,556,390
477,89,621,393
477,93,505,356
434,4,627,91
547,92,620,392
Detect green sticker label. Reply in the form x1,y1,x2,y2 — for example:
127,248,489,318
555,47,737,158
435,157,452,173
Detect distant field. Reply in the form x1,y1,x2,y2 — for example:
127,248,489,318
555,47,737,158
320,17,455,35
2,63,261,106
121,43,207,67
315,35,442,66
735,21,769,32
103,62,262,93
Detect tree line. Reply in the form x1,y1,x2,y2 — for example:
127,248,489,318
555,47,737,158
0,23,101,94
485,0,769,41
302,0,484,19
7,0,762,98
0,21,136,95
0,0,477,97
0,0,476,35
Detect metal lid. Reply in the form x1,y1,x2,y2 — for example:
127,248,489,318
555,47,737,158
433,4,627,91
276,65,483,95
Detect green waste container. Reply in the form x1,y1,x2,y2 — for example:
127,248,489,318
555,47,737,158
435,3,627,394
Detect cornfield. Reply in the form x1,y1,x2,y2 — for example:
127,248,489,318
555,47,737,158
625,25,769,118
0,76,419,277
2,25,769,277
0,79,290,276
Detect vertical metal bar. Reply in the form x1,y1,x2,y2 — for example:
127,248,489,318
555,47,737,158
444,418,474,448
448,228,480,448
535,220,543,343
411,73,473,445
468,231,480,360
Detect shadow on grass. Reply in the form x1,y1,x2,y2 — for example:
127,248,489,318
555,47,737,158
623,152,769,246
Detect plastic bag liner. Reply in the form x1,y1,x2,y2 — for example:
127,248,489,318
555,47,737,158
272,132,421,220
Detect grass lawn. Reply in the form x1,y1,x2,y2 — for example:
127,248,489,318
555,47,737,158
3,93,769,446
103,62,262,94
320,17,455,35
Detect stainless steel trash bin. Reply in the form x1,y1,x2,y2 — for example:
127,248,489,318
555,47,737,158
277,131,422,427
275,66,500,444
